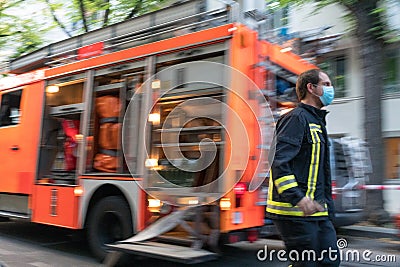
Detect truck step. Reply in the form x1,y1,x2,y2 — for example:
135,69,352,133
156,233,195,247
106,241,218,265
122,209,186,243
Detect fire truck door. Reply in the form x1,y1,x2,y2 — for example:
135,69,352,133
0,89,24,192
0,84,43,194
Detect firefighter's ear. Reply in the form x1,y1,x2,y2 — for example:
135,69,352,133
306,83,315,94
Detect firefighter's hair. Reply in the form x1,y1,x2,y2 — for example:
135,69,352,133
296,69,323,100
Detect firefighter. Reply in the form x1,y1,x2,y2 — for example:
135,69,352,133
266,69,340,266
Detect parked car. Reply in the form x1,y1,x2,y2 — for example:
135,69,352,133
329,137,368,227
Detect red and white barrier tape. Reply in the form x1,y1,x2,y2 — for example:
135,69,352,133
358,185,400,190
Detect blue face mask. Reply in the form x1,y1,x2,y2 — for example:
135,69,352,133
316,85,335,106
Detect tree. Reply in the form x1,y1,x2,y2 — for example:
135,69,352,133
276,0,398,224
44,0,172,37
0,0,49,59
0,0,175,62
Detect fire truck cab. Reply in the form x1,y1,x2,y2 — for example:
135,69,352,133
0,0,317,264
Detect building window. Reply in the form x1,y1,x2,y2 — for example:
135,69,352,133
0,89,22,127
384,49,399,94
385,138,400,179
319,56,346,98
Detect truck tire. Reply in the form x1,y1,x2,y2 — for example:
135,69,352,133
0,216,10,222
87,196,133,261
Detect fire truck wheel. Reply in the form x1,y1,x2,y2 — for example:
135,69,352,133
0,216,10,222
87,196,133,261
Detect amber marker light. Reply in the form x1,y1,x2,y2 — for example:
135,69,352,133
74,186,84,196
145,158,158,168
148,198,162,213
220,198,232,211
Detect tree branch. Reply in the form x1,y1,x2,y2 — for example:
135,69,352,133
2,0,25,10
44,0,72,37
125,0,144,20
102,0,110,27
77,0,89,32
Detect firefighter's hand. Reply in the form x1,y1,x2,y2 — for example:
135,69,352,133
297,197,325,216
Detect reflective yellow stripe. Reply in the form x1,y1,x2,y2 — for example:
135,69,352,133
275,175,295,185
307,130,316,198
278,182,298,194
268,200,293,207
268,171,273,201
268,200,327,209
274,175,298,194
311,130,320,198
266,200,328,217
306,125,321,199
266,207,328,216
309,123,322,132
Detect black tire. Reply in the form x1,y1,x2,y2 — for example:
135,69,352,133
86,196,133,261
0,216,10,222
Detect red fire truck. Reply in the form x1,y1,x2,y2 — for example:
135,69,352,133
0,0,316,264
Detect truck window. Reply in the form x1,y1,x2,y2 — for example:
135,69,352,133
46,81,83,107
90,68,145,174
37,77,85,184
0,89,22,127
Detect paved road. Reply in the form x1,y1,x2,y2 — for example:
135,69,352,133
0,220,98,267
1,219,400,266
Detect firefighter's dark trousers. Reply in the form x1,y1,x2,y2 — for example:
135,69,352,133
273,219,340,267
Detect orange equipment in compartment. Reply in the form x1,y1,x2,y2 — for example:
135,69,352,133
93,95,121,172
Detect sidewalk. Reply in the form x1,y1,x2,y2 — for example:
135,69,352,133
338,223,399,239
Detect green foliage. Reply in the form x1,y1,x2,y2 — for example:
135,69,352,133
0,0,173,62
46,0,171,35
1,0,398,61
11,18,48,58
0,0,52,59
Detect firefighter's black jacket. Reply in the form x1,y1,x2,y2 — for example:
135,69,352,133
266,103,334,220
